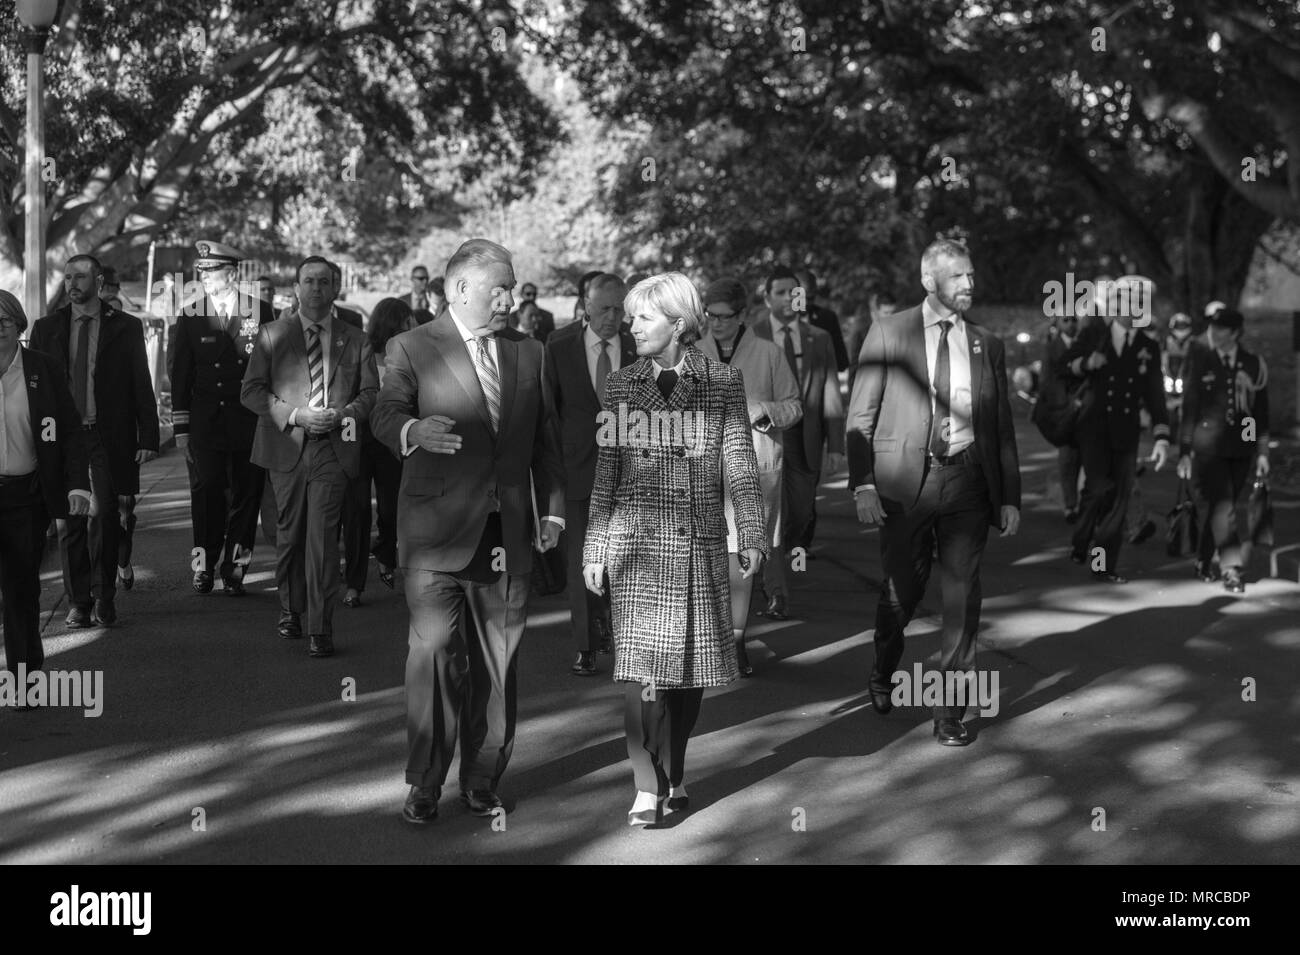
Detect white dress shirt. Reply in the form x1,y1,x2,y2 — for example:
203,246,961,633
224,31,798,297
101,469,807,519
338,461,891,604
1110,321,1134,356
288,309,336,426
0,348,36,476
584,325,623,394
922,298,973,456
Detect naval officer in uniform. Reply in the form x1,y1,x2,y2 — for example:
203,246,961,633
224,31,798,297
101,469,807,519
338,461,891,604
171,241,275,595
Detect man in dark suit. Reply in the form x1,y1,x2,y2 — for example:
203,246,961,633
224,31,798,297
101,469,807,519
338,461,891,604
749,266,844,618
0,290,90,682
551,270,606,342
1032,311,1084,521
847,239,1021,747
509,283,555,341
241,256,378,658
407,265,431,312
795,268,850,373
543,273,636,676
1176,307,1270,593
31,254,159,629
1058,280,1170,582
172,240,276,595
372,238,564,825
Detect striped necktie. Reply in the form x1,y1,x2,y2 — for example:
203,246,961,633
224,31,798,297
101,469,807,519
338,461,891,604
474,335,501,431
306,324,325,409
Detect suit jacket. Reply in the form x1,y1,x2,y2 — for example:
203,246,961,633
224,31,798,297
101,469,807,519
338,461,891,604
171,292,275,450
543,326,637,501
1179,343,1269,459
239,311,378,479
335,306,363,331
370,320,565,575
696,328,802,473
846,305,1021,523
510,306,555,343
30,305,159,495
807,303,850,372
749,315,844,465
1058,322,1170,451
11,346,90,518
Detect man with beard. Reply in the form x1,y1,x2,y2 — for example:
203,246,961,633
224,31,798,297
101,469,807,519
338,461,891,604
31,255,158,629
847,239,1021,747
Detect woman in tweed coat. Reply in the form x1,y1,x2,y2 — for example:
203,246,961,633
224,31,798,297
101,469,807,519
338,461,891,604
583,272,767,827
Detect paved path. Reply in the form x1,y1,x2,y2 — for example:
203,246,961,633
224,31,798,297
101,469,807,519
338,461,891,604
2,411,1298,863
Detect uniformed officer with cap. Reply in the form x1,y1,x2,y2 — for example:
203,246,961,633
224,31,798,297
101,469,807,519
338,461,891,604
172,240,275,594
1057,276,1171,582
1176,307,1269,593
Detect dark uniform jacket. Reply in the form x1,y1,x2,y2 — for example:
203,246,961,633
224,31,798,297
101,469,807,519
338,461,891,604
15,346,90,519
171,293,276,450
1058,322,1169,451
1179,344,1269,460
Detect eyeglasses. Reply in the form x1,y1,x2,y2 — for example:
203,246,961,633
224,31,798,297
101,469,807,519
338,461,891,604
411,275,428,283
705,309,737,320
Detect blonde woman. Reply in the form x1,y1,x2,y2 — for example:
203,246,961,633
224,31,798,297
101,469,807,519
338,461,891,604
583,273,766,826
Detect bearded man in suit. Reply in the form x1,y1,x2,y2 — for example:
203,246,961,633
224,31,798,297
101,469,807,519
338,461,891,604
371,238,565,825
847,239,1021,747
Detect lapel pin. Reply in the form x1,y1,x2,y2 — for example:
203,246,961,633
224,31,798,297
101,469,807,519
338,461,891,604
972,340,982,355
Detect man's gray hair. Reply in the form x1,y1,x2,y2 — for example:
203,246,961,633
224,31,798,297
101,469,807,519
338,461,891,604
585,272,625,302
920,238,971,277
445,238,512,288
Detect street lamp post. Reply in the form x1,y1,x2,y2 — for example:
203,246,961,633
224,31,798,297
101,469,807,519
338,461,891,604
17,0,60,332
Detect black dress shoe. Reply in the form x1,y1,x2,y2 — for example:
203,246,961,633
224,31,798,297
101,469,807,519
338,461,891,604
402,785,439,824
571,651,597,676
93,597,117,627
308,633,334,657
870,688,893,715
1092,571,1128,584
1194,561,1221,583
222,575,246,596
758,593,788,620
277,612,303,640
118,565,134,590
461,789,503,816
1130,518,1157,545
65,606,94,629
342,590,361,608
665,795,690,814
1222,570,1245,594
193,570,214,594
934,718,971,746
735,638,753,678
377,564,396,589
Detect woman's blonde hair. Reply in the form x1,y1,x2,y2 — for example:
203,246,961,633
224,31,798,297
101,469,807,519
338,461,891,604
624,272,704,345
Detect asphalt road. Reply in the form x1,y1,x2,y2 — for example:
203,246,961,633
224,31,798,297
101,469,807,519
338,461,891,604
2,411,1298,864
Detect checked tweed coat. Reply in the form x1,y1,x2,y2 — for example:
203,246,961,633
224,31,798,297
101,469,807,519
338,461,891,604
583,346,767,688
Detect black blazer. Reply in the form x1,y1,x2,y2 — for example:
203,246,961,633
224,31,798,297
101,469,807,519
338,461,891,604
1179,344,1269,459
543,326,637,500
846,306,1021,523
13,346,90,518
1058,322,1170,451
30,306,160,495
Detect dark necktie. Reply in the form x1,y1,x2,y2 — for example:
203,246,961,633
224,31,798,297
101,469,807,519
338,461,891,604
474,335,501,431
657,369,678,402
73,315,91,420
595,339,611,407
928,319,953,457
306,324,325,409
781,324,798,377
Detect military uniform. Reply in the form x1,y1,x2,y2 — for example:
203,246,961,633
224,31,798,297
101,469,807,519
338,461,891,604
1059,320,1170,577
171,241,275,591
1179,310,1269,587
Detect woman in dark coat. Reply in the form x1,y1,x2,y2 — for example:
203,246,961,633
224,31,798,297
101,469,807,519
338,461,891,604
583,272,766,826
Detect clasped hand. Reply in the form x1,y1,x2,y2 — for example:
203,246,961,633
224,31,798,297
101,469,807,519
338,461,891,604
299,407,340,434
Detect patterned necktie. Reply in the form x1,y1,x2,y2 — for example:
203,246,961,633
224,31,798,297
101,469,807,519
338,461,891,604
595,339,611,407
474,335,501,431
306,324,325,409
657,369,678,402
781,324,798,377
929,319,953,457
73,315,91,420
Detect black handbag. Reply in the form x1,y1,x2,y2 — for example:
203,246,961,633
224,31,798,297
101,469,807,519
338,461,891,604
1246,476,1274,547
1165,478,1199,558
1033,380,1092,447
529,475,566,596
